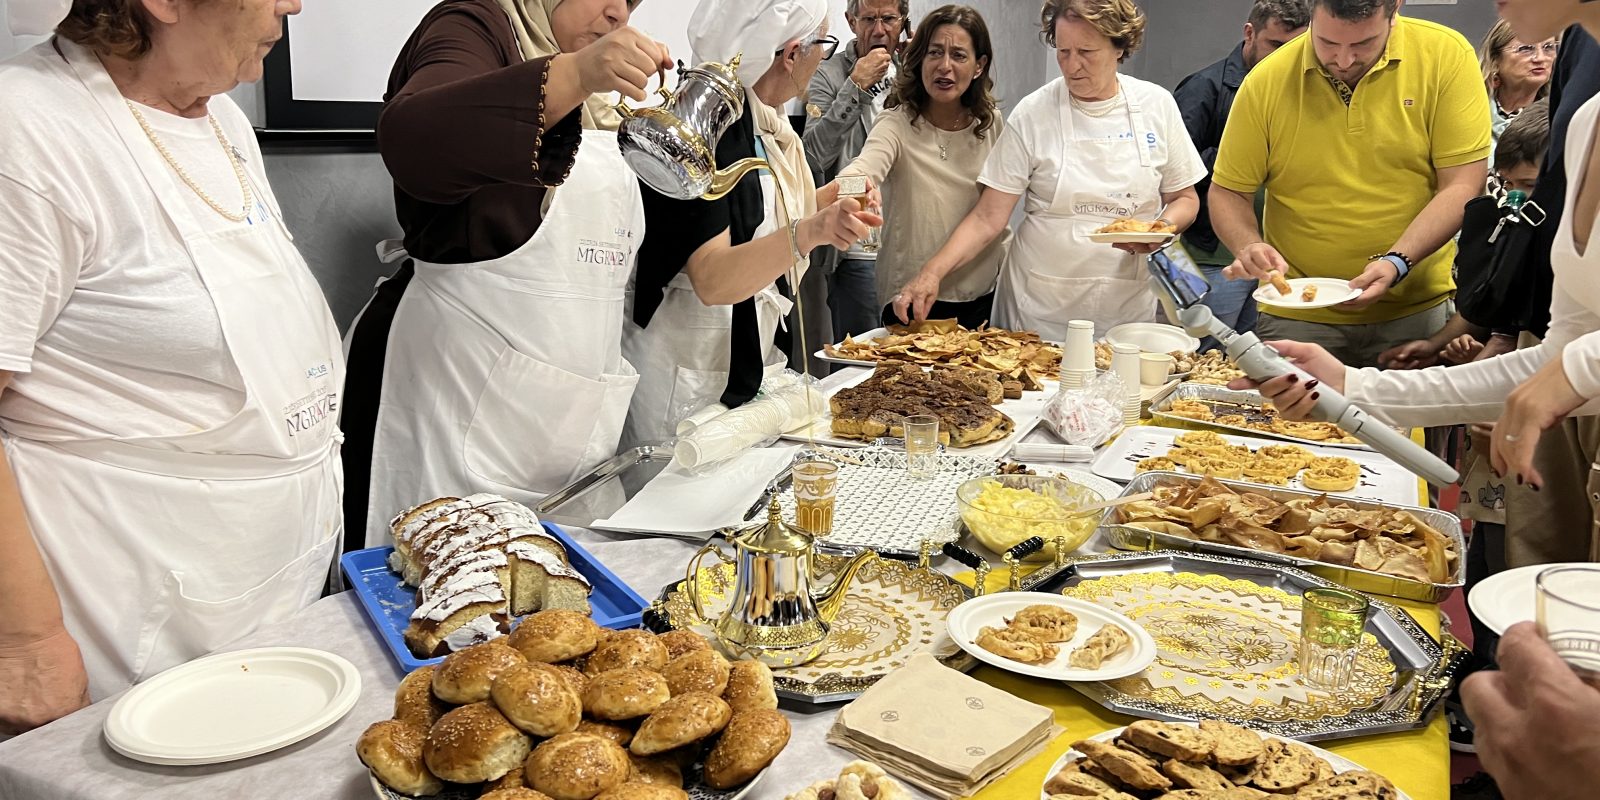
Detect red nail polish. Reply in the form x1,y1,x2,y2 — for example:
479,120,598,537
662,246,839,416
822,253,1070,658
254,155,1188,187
1516,474,1524,485
1306,380,1320,390
1311,392,1320,400
1532,483,1542,492
1287,375,1299,384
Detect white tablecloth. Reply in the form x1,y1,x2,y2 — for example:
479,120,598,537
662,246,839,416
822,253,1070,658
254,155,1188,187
0,366,1092,800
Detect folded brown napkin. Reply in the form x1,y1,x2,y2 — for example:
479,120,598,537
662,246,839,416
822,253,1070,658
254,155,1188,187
827,653,1060,798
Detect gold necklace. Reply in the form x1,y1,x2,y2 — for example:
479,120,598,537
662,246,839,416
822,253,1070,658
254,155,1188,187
126,100,253,222
929,111,970,161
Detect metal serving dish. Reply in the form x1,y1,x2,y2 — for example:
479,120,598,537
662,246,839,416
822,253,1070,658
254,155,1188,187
1097,472,1464,602
1034,550,1465,742
534,446,674,530
1151,383,1374,450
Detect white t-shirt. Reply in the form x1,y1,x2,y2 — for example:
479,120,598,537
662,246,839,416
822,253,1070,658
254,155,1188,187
0,42,282,442
1346,93,1600,425
979,75,1207,215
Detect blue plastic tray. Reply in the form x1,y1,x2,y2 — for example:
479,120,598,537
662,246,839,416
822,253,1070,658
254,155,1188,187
341,521,649,672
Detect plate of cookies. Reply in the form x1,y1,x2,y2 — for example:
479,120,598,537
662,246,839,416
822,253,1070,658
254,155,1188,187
1252,273,1361,310
358,612,783,800
1040,720,1409,800
946,592,1156,682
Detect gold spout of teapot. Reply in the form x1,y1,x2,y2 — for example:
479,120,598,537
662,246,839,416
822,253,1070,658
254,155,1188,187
811,548,877,625
703,157,774,201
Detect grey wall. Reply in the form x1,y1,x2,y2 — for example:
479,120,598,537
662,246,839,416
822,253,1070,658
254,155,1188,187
2,0,1498,333
1125,0,1497,91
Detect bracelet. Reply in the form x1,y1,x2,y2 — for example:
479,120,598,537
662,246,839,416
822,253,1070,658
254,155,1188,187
1369,251,1414,285
787,219,805,263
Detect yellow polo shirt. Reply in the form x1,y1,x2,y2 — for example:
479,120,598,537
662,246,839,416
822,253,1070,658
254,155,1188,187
1213,16,1491,324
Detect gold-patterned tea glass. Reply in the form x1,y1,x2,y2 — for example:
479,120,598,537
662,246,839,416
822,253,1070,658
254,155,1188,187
1537,565,1600,687
1298,587,1371,692
792,460,839,536
903,415,940,480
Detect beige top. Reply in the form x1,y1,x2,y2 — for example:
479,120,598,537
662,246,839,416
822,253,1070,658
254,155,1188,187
838,106,1011,305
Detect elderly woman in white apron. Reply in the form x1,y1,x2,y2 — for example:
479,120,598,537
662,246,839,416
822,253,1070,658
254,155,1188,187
0,0,343,731
891,0,1206,338
342,0,673,547
622,0,881,446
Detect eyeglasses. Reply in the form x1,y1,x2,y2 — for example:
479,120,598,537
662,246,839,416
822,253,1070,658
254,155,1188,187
812,35,840,60
1505,41,1560,58
857,14,903,29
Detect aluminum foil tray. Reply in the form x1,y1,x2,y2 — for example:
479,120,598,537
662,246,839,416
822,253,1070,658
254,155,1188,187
1097,472,1464,602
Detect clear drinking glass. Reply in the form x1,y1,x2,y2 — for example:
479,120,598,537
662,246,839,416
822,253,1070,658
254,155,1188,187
1298,587,1370,692
903,415,940,480
1537,565,1600,687
792,460,839,536
861,201,883,253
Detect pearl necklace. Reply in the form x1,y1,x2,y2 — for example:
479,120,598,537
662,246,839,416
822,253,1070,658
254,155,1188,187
126,100,253,222
1069,87,1122,117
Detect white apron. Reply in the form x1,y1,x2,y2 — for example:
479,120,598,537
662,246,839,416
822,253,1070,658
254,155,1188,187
1,41,345,698
994,75,1163,339
620,134,796,447
364,132,644,546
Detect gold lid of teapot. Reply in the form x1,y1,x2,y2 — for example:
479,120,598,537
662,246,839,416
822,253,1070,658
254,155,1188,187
735,497,814,555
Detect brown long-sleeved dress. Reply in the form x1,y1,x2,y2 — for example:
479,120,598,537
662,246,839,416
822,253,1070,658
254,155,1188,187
341,0,585,550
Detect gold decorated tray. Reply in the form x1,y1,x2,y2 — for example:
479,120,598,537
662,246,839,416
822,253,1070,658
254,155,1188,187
655,555,975,703
1063,572,1395,722
1042,551,1463,742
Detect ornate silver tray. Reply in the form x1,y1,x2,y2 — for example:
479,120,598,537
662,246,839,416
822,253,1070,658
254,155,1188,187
1099,472,1465,602
535,446,674,531
1039,550,1465,742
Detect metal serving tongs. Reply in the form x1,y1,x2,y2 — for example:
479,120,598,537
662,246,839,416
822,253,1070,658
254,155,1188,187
1145,244,1459,487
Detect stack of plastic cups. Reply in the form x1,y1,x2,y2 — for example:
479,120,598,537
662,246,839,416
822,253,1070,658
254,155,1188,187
1060,319,1097,388
1110,343,1143,425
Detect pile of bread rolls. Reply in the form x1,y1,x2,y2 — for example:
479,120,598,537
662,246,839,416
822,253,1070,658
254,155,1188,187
358,610,790,800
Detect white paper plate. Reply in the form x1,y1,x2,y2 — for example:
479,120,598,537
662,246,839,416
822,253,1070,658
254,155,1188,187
1087,231,1174,244
1037,722,1413,800
946,592,1156,682
105,647,361,766
1253,277,1361,309
1467,561,1593,635
1105,322,1202,355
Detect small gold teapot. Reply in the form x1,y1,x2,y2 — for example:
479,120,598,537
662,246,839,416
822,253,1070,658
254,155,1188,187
616,54,772,201
686,499,877,667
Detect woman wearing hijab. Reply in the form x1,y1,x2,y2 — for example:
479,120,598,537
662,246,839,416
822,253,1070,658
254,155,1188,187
624,0,881,445
1,0,341,730
342,0,674,547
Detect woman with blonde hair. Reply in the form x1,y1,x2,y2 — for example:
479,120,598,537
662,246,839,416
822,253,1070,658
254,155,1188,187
1480,18,1556,152
838,4,1009,328
893,0,1205,337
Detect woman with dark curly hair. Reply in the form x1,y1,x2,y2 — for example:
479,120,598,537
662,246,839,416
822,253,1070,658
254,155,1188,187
893,0,1206,338
0,0,343,732
836,4,1009,329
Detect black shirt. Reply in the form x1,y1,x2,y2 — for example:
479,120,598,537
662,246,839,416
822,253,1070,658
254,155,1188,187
633,107,793,409
1173,43,1247,255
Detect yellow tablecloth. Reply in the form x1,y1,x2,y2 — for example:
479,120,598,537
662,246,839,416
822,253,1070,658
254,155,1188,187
951,579,1447,800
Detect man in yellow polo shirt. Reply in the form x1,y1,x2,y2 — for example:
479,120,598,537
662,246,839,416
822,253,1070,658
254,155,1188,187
1210,0,1489,367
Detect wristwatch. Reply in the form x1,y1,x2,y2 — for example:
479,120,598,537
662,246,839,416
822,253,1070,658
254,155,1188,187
1370,251,1414,285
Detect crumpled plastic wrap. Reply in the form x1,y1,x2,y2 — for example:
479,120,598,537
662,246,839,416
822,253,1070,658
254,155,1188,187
1040,370,1128,447
672,371,826,471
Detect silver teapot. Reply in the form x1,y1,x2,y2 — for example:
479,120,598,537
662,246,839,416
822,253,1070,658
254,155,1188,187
617,54,772,201
686,498,877,667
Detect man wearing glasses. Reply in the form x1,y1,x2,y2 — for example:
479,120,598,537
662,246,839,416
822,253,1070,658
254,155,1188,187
803,0,908,341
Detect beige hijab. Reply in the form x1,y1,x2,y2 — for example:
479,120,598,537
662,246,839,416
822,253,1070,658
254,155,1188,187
494,0,624,131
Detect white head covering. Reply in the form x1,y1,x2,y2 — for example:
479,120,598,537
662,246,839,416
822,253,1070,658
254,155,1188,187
7,0,69,36
687,0,829,88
